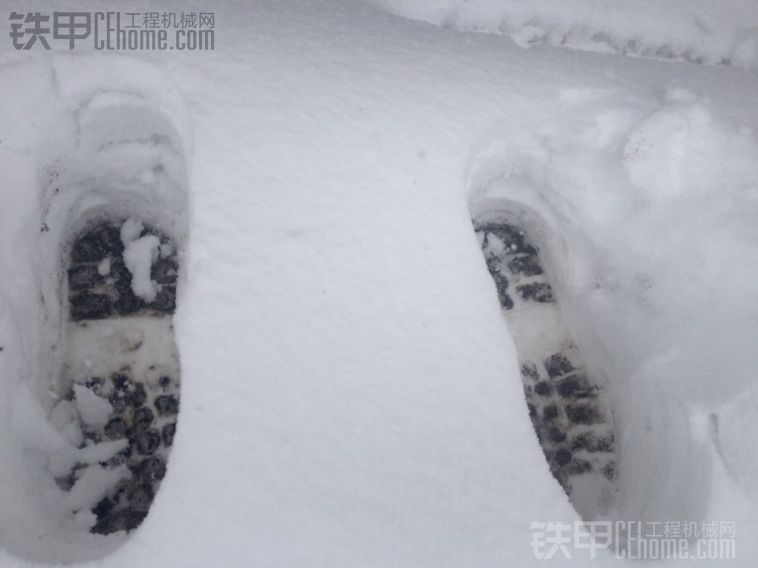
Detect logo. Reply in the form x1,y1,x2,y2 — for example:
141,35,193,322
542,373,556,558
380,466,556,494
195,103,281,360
530,520,736,560
9,11,215,51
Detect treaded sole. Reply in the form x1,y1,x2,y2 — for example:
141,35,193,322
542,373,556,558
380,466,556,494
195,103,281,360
55,218,180,534
475,218,617,515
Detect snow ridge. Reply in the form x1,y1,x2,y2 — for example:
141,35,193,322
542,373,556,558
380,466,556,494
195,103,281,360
370,0,758,68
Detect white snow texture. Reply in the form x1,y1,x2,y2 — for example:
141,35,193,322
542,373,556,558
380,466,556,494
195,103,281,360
0,0,757,566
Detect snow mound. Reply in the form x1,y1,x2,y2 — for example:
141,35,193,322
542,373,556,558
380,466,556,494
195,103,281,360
370,0,758,67
623,90,758,200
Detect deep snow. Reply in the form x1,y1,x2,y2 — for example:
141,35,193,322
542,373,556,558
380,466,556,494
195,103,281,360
0,0,757,566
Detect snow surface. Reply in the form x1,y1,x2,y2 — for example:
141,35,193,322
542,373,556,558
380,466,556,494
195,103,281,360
0,0,757,566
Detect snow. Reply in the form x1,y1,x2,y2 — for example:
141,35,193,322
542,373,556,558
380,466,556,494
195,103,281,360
76,440,129,466
121,217,163,303
123,234,162,303
714,384,758,501
10,385,73,466
49,399,84,446
369,0,758,68
97,257,112,276
72,384,113,427
623,90,758,201
0,0,756,566
61,465,130,516
11,383,126,479
120,217,144,246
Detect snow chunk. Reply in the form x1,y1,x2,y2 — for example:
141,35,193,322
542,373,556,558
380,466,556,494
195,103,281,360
43,439,129,477
62,464,129,514
123,235,161,302
120,217,144,245
72,384,113,427
48,439,128,480
97,257,111,276
9,385,105,478
121,216,161,302
78,439,129,463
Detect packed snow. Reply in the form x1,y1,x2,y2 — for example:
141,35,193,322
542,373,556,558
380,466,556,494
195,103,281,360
0,0,756,566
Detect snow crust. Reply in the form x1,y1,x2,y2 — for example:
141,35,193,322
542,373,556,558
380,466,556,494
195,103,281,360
0,0,756,566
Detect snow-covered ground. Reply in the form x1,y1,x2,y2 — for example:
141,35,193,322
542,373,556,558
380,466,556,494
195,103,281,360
0,0,757,566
